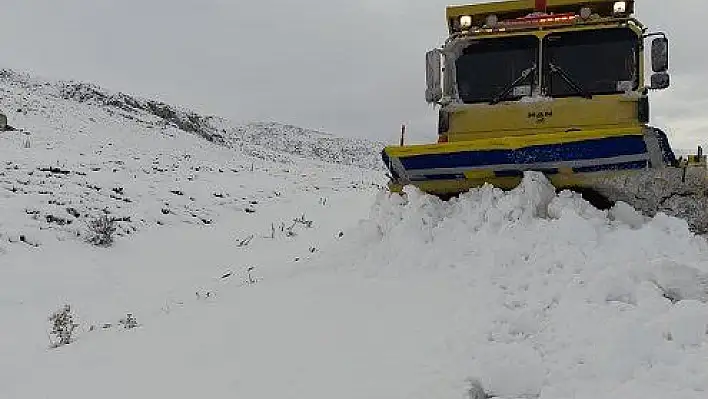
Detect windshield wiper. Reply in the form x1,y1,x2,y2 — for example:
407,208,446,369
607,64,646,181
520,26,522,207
548,62,592,99
489,64,537,105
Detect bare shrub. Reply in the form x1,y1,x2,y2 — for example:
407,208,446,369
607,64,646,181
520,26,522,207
293,214,313,228
465,379,487,399
237,234,254,247
119,313,139,329
285,221,297,237
246,266,257,284
49,304,78,348
87,215,117,246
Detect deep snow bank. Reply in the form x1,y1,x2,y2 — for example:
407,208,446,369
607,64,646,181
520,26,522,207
333,172,708,398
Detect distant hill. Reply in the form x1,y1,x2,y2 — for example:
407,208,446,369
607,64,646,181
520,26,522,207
0,69,387,171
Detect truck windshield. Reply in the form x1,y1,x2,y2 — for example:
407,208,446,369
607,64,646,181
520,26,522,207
543,28,639,97
455,35,538,104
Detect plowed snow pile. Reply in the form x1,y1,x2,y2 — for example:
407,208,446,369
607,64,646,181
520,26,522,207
341,172,708,398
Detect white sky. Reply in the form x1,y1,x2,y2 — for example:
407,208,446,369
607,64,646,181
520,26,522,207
1,0,705,148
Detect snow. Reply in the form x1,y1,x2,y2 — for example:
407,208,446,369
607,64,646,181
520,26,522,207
2,70,708,399
519,94,554,103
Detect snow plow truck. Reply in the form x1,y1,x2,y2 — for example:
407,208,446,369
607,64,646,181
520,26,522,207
381,0,708,233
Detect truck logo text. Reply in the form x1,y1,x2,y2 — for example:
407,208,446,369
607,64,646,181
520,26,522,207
528,110,553,123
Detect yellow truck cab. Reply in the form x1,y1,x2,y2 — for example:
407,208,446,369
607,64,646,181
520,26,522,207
382,0,679,198
433,0,668,144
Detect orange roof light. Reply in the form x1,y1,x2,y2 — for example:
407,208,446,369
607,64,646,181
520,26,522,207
499,12,577,27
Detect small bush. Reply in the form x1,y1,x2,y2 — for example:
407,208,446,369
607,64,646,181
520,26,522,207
49,304,78,348
237,234,254,247
285,222,297,237
119,313,139,329
293,214,313,228
465,379,487,399
87,215,117,246
246,266,257,284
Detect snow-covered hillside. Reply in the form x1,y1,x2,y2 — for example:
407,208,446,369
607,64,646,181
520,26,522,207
0,69,385,251
0,69,387,171
1,70,707,399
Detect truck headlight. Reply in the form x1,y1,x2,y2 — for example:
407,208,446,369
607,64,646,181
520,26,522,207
613,1,627,14
580,7,592,19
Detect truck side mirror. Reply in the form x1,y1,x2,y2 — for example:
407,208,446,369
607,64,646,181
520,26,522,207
425,49,443,104
650,72,670,90
651,37,669,72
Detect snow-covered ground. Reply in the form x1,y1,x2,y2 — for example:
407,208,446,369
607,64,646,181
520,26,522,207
1,70,707,399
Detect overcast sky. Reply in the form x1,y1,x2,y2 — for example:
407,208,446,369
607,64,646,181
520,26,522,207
1,0,706,148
